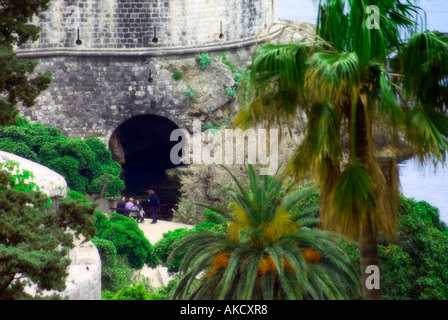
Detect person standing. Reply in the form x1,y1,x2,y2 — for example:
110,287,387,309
116,196,126,215
148,190,160,224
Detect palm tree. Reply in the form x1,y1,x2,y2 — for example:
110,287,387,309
235,0,448,299
169,165,360,300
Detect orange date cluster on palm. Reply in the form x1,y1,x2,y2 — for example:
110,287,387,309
206,250,323,279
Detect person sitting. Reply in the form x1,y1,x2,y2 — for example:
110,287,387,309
124,198,134,217
116,196,126,215
131,200,145,223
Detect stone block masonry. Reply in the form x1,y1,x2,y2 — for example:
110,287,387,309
17,0,281,143
20,50,249,144
21,0,279,50
16,0,282,168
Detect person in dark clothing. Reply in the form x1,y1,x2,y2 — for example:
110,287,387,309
116,196,126,215
148,189,160,224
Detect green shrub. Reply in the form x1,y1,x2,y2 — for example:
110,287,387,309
341,195,448,300
233,67,245,86
104,283,151,300
221,52,245,100
153,209,224,272
94,212,158,269
204,121,220,131
196,53,213,70
221,51,236,73
92,237,133,293
67,189,90,203
147,278,179,300
201,208,225,224
172,71,183,80
0,138,38,161
154,228,190,272
225,86,237,99
0,117,124,197
87,173,125,199
183,88,197,99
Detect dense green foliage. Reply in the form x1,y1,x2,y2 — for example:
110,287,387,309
94,212,158,269
0,162,97,299
0,117,124,197
302,187,448,300
103,283,151,300
154,209,224,272
0,0,52,126
102,278,180,300
343,196,448,300
91,237,133,293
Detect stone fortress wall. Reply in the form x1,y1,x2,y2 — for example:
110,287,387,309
21,0,278,50
16,0,280,156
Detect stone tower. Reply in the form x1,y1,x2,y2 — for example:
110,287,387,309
16,0,280,207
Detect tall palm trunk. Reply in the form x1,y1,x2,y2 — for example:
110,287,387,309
359,218,381,300
354,100,382,300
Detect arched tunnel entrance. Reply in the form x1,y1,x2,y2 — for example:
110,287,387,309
109,114,182,220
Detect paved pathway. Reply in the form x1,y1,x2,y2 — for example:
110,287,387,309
136,219,193,287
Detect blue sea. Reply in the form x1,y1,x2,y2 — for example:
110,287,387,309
278,0,448,224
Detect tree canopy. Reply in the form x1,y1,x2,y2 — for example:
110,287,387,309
0,0,52,126
0,117,125,197
0,161,97,299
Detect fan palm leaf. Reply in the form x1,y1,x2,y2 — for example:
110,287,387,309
234,0,448,300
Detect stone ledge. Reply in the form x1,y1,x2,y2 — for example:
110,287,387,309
16,28,282,59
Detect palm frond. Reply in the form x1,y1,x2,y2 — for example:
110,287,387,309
324,159,377,239
404,106,448,163
316,0,348,51
240,250,263,300
278,269,302,299
260,271,275,300
306,51,360,102
402,31,448,108
215,244,251,300
282,184,316,211
286,102,342,182
281,242,308,291
235,42,313,129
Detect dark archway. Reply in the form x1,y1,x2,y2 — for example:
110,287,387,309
109,114,182,220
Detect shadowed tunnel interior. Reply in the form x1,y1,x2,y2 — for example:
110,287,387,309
109,114,182,220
